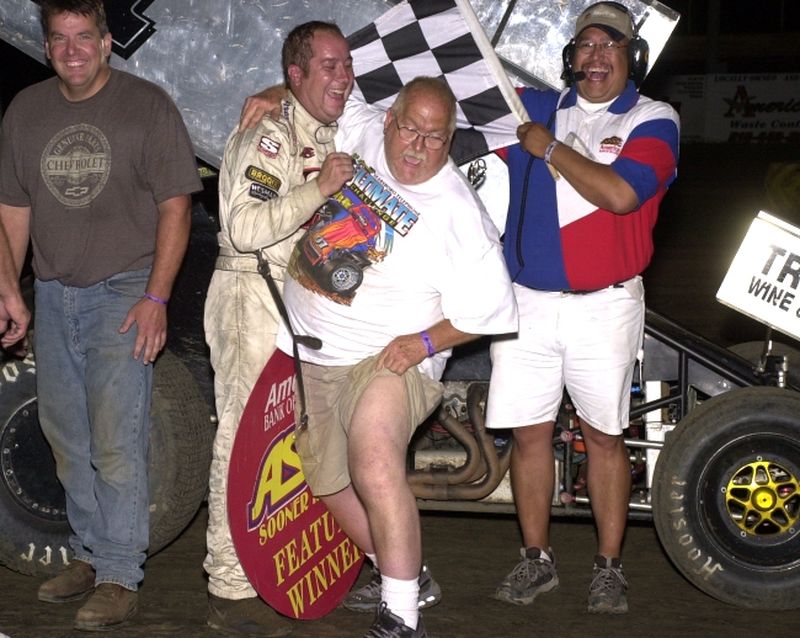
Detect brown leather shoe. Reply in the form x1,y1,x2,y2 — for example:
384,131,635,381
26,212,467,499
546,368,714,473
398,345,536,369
38,560,95,603
74,583,138,631
208,594,292,636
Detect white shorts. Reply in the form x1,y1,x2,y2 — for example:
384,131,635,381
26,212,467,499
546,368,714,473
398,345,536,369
486,278,644,435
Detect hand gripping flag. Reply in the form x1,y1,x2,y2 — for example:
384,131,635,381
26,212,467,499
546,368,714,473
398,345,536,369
347,0,528,166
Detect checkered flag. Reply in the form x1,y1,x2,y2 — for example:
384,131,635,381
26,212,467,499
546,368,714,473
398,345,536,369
347,0,527,166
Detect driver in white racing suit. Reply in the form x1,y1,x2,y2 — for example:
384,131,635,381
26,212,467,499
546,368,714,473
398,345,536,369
202,21,355,636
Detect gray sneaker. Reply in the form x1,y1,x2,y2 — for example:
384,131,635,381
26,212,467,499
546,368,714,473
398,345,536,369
342,563,442,613
494,547,559,606
363,603,426,638
587,555,628,614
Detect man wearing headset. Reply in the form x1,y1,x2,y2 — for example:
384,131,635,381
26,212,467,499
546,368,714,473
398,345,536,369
486,2,679,614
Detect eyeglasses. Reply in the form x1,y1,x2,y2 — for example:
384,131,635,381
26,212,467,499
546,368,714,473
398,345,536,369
575,40,628,54
391,118,448,150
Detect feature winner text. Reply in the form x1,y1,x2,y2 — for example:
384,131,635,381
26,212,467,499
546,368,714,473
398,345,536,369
270,492,362,616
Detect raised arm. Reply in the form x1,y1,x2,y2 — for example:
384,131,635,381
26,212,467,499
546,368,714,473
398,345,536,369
516,122,639,214
239,84,288,131
222,119,352,254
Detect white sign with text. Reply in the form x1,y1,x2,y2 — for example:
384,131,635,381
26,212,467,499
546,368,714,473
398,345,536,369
717,211,800,342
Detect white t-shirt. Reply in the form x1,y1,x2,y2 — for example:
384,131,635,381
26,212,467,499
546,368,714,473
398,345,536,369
278,100,517,380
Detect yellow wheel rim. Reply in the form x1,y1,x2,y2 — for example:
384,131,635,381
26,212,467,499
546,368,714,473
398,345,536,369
725,459,800,536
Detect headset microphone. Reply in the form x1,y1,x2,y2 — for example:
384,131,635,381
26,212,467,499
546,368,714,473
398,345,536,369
572,71,586,81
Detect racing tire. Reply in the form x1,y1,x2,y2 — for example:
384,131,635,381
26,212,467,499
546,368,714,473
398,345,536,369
652,386,800,609
0,349,213,576
728,340,800,389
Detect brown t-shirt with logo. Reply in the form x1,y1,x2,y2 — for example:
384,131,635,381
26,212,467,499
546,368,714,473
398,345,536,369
0,69,202,287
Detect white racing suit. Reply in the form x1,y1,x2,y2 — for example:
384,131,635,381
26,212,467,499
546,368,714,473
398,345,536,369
203,95,335,599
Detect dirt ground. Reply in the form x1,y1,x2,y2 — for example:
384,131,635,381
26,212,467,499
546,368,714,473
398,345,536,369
1,143,799,637
4,509,800,638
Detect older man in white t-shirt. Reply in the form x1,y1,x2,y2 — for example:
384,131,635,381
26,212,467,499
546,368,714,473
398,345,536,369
275,77,517,637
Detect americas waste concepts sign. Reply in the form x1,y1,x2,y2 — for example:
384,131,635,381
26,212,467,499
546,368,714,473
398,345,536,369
662,73,800,144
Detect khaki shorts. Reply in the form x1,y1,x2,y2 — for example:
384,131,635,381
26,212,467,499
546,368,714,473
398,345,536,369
295,355,443,496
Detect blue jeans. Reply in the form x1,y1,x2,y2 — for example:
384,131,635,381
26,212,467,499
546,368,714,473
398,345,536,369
34,270,153,590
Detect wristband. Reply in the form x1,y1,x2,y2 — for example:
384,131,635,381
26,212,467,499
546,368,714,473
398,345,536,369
420,330,436,357
143,292,168,305
544,139,560,165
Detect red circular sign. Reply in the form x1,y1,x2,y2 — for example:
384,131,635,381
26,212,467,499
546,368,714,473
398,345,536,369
228,350,364,619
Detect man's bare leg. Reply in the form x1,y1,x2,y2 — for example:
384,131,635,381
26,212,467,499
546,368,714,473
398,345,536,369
510,422,556,550
347,373,420,580
579,420,630,557
321,487,375,555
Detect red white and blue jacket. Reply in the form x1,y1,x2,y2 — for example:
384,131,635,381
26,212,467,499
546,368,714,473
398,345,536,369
502,81,680,292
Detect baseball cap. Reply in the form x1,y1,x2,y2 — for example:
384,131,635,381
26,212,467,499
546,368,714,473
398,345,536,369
575,2,634,42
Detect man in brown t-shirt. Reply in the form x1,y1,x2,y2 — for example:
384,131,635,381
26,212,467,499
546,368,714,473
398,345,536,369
0,0,201,631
